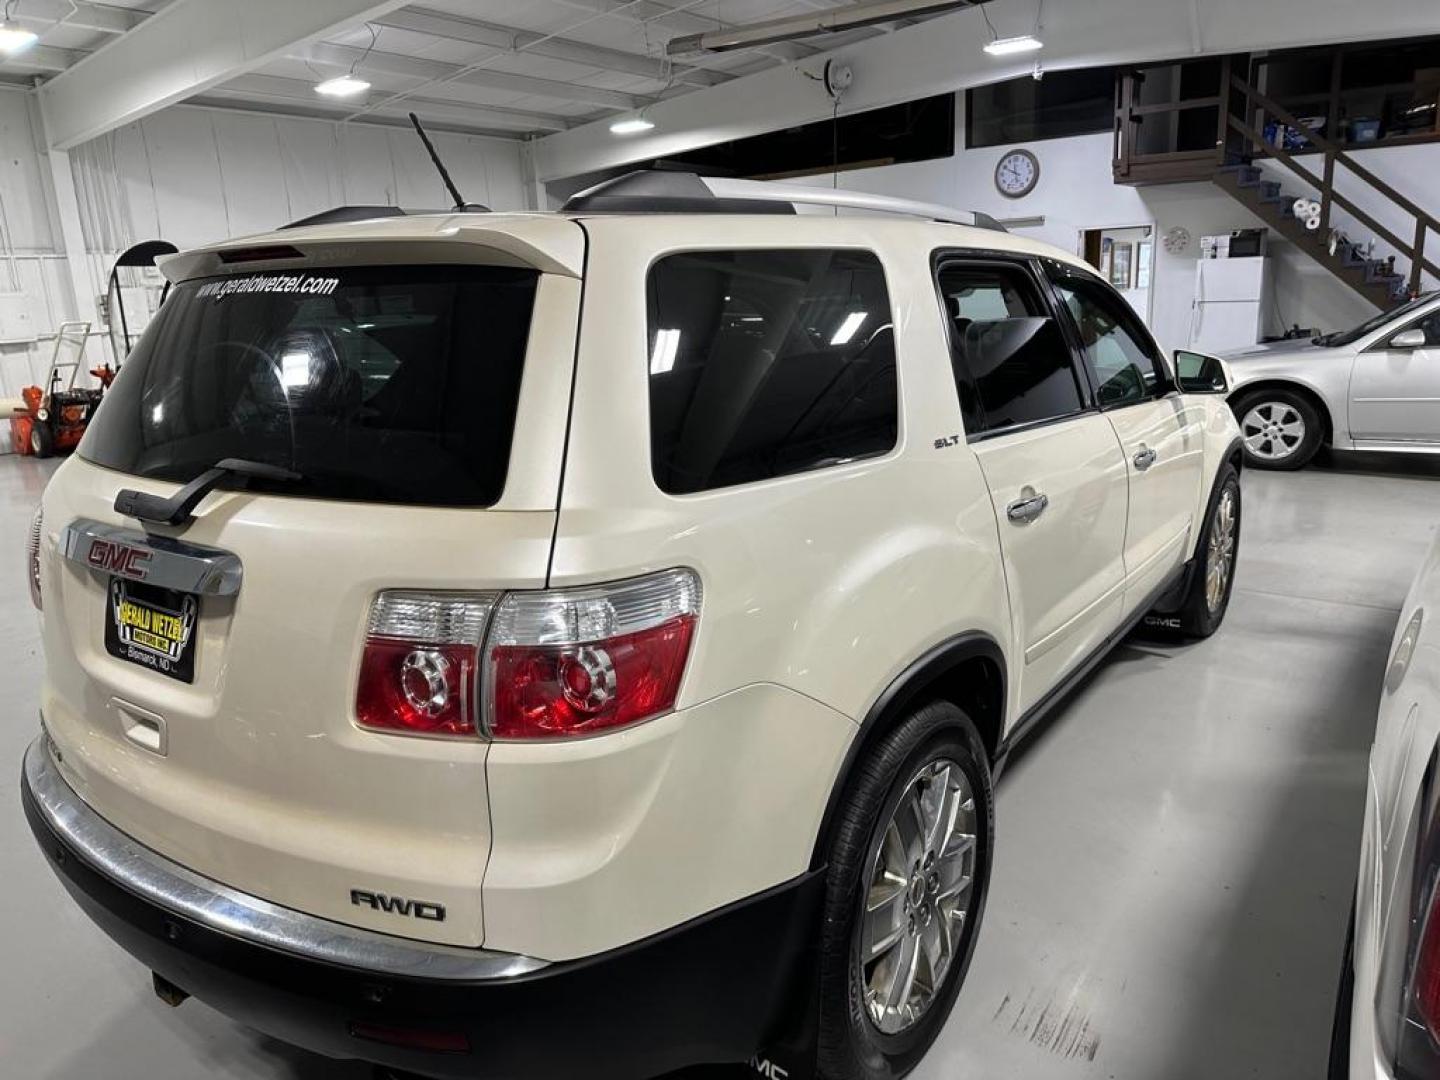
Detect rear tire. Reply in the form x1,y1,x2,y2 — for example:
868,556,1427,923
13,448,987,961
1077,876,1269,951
1232,388,1322,470
29,422,53,459
1162,464,1241,639
817,701,994,1080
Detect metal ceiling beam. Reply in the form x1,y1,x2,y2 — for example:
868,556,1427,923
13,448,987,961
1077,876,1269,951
37,0,410,149
549,0,821,64
13,0,151,35
295,41,647,110
213,73,572,132
373,6,732,89
183,97,527,142
0,43,79,72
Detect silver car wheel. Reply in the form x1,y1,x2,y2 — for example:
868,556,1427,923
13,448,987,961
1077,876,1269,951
1240,401,1305,462
857,757,977,1036
1205,487,1237,614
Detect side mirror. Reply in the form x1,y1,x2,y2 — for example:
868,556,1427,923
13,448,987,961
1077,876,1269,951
1390,328,1428,349
1174,349,1230,394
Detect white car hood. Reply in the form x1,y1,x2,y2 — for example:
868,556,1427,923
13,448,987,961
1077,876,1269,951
1221,340,1331,362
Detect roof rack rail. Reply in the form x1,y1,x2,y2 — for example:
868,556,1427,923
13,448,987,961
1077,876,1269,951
563,170,1005,231
281,204,490,230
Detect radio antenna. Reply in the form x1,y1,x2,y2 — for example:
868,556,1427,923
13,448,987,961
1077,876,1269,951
409,112,467,211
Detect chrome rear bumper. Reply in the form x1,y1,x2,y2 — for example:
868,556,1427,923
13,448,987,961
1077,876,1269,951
21,735,546,981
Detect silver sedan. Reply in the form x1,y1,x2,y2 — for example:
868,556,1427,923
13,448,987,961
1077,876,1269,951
1224,293,1440,469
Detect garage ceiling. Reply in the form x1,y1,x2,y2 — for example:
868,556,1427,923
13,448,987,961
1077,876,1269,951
0,0,960,139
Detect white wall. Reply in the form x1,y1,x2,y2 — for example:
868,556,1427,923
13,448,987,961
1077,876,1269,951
68,104,530,350
0,87,85,404
789,98,1402,353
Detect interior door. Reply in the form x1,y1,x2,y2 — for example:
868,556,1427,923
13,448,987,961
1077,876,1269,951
938,257,1129,713
1349,309,1440,444
1050,271,1206,611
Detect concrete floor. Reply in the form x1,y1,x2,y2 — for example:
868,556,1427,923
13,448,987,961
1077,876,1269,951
2,452,1437,1080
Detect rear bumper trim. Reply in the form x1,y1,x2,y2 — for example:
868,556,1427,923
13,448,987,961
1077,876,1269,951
21,736,547,981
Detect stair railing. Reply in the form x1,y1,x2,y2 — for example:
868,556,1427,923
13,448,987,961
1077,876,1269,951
1224,72,1440,297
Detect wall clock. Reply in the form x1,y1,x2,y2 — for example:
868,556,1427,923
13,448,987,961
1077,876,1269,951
994,148,1039,199
1163,226,1191,254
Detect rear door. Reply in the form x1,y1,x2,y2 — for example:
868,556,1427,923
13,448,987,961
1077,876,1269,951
1349,306,1440,445
38,221,584,948
937,255,1129,713
1047,267,1206,613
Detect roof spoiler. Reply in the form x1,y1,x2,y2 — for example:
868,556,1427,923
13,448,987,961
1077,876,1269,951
281,204,491,230
563,170,1006,231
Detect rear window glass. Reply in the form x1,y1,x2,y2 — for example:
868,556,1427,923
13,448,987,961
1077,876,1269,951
80,265,538,507
647,249,897,495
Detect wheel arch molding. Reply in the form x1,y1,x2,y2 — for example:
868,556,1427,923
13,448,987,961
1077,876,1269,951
808,630,1006,872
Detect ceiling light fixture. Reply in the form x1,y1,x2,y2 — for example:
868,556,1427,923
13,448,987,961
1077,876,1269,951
667,0,973,56
610,116,656,135
0,1,37,55
983,33,1043,55
314,74,372,98
314,21,377,98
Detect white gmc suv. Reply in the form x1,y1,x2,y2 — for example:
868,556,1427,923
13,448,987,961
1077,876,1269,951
21,173,1244,1080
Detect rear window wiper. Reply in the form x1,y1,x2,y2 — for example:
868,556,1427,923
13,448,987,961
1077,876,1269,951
114,458,303,527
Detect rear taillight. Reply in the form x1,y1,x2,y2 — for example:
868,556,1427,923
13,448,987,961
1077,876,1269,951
355,570,701,741
27,506,42,610
356,591,497,738
484,569,701,740
1416,882,1440,1044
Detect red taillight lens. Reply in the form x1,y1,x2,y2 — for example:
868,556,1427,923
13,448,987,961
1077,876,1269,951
1415,885,1440,1042
27,506,42,610
485,569,701,740
356,592,496,738
490,616,696,739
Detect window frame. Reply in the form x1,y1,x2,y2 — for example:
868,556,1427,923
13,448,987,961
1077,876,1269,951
642,245,903,498
930,248,1098,443
1041,260,1177,411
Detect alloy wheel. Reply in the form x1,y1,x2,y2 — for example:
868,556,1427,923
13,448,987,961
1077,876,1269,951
1205,487,1237,614
857,757,977,1035
1240,401,1305,462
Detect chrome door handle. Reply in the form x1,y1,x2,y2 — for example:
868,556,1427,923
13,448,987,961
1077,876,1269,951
1006,492,1049,525
1133,446,1157,471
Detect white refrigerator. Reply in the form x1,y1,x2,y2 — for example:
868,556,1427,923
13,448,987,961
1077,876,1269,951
1189,257,1274,353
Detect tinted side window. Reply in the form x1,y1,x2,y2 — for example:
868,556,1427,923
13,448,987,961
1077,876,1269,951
938,261,1086,433
647,249,897,495
1051,274,1168,407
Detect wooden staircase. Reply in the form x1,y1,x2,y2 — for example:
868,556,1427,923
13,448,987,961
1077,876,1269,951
1114,59,1440,312
1211,163,1407,310
1212,72,1439,312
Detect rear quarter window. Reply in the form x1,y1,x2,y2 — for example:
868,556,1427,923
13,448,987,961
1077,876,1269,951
80,265,538,508
646,249,897,495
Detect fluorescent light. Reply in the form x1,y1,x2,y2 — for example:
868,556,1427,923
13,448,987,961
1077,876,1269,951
830,312,868,346
0,22,38,55
649,329,681,374
314,74,371,98
983,34,1043,56
610,116,655,135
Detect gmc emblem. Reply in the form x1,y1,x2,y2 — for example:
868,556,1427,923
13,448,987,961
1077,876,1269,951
87,540,151,579
350,889,446,922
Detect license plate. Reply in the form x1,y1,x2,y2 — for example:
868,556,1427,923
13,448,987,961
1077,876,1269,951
105,578,199,683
